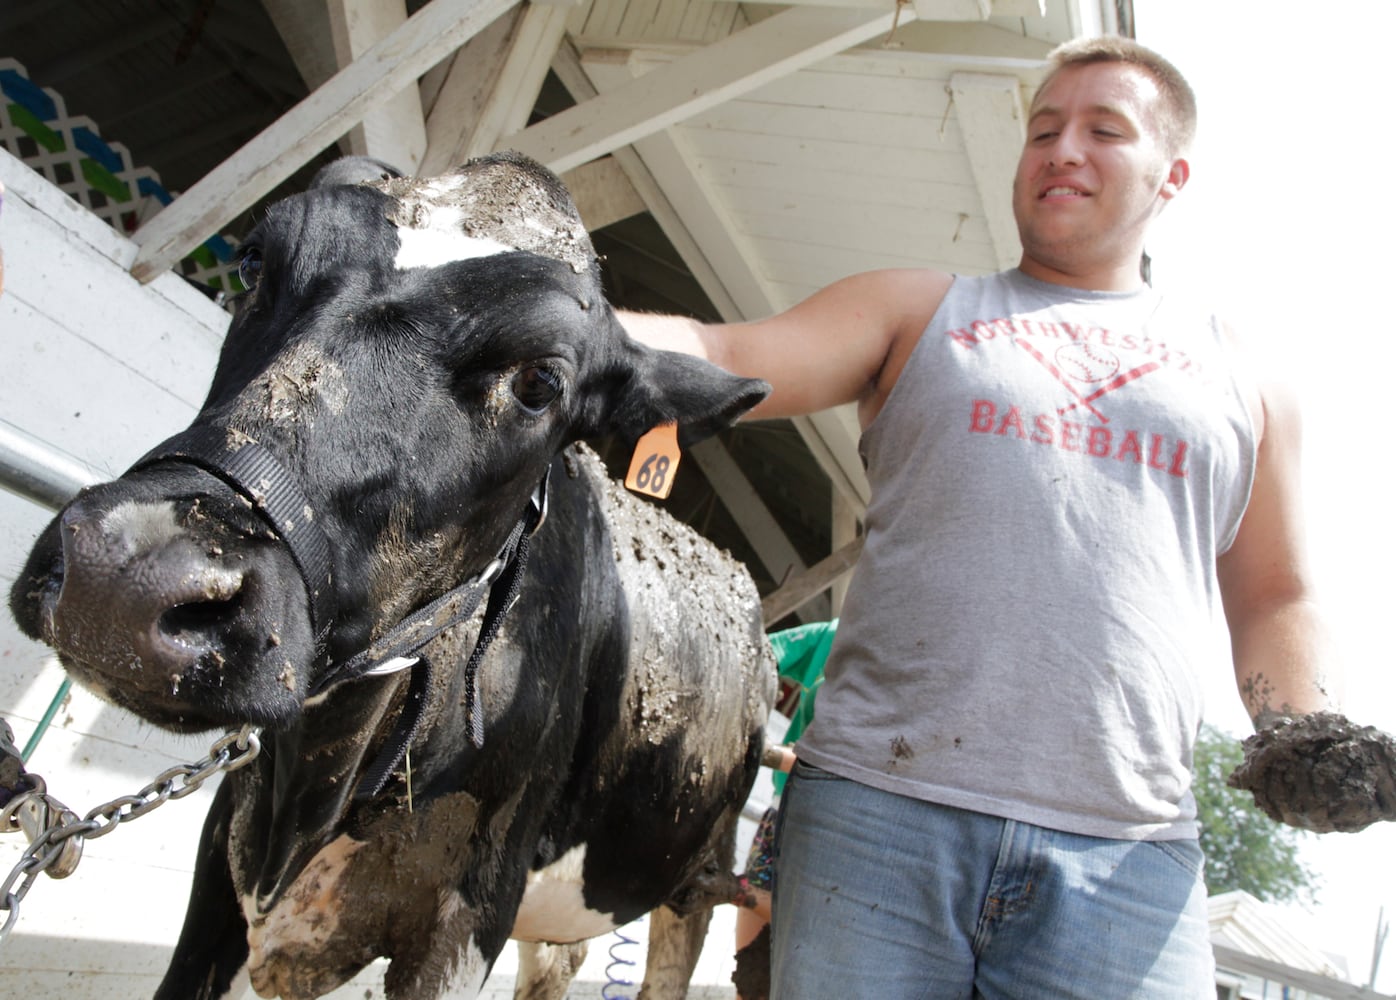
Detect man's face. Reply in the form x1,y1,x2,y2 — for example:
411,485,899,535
1012,61,1186,283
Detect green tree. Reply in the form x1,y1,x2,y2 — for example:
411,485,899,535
1193,723,1320,904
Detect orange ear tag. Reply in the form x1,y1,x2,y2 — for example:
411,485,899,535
625,423,681,499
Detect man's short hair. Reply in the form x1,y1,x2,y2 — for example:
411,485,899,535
1033,35,1197,157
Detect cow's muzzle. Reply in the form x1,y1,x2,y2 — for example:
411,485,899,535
130,425,338,648
34,482,314,731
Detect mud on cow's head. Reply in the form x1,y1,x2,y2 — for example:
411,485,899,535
8,152,768,733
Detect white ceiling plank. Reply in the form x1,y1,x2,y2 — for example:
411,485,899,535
843,20,1052,65
691,438,829,624
581,49,780,322
990,0,1046,15
686,128,975,187
736,0,989,16
129,0,522,284
724,191,995,262
699,158,982,217
949,71,1026,271
729,0,893,8
327,0,428,173
912,0,991,18
505,4,912,175
755,241,998,294
694,101,955,153
690,56,953,115
421,1,572,175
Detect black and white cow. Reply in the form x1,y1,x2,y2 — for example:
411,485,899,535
9,152,777,1000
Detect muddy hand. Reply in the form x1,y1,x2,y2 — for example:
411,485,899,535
1227,712,1396,833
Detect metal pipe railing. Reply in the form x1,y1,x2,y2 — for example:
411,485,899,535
0,423,98,512
0,424,94,759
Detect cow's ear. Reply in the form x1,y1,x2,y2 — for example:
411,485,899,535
310,156,404,189
608,344,771,448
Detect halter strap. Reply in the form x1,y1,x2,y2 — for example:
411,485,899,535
131,424,550,797
130,425,337,645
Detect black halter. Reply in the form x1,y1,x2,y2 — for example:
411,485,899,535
132,425,339,645
131,425,549,797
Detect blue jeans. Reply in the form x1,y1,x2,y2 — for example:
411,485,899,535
770,761,1213,999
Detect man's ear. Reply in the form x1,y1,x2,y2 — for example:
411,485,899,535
599,339,771,449
1160,156,1190,201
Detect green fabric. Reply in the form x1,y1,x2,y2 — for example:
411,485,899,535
768,619,837,794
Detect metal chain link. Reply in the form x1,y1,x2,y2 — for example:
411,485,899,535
0,724,261,945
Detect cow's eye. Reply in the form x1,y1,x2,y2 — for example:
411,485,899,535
511,365,563,413
238,247,264,291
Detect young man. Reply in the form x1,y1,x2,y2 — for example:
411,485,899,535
623,37,1338,997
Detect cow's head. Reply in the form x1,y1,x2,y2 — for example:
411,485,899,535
9,152,768,733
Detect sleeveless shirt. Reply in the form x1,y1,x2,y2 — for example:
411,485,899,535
795,268,1258,840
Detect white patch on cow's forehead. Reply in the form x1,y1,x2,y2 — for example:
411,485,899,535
376,167,594,274
512,844,618,943
393,201,516,271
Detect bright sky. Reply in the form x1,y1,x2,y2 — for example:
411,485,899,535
1133,0,1396,988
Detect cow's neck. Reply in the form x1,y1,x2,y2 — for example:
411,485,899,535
245,465,551,911
311,465,550,798
250,676,407,911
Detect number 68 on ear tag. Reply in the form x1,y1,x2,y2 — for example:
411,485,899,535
625,423,681,499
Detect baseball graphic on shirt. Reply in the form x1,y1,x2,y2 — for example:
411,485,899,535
1055,342,1121,383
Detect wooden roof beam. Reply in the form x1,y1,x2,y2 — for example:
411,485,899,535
327,0,428,174
505,4,910,174
130,0,522,283
950,71,1026,271
420,0,573,176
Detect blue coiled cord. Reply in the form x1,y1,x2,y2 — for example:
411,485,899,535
602,925,640,998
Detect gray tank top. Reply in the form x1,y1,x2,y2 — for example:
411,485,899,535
796,269,1257,840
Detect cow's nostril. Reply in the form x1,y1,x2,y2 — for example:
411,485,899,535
160,595,244,641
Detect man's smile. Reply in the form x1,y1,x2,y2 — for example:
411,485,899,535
1040,185,1088,199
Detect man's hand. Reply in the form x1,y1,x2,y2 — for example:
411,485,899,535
1227,712,1396,833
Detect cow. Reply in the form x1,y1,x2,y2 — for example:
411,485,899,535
8,152,777,1000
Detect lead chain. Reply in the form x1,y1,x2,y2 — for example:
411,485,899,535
0,724,261,945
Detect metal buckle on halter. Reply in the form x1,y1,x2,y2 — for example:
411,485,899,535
527,466,551,537
361,656,420,678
